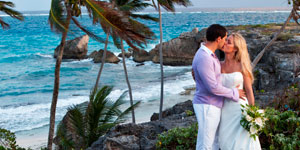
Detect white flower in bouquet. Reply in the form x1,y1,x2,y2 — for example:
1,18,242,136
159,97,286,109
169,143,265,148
250,126,257,135
246,115,252,122
255,117,264,127
258,109,264,114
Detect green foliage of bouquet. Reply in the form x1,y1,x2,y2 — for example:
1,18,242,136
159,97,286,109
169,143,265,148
240,104,266,141
156,123,197,150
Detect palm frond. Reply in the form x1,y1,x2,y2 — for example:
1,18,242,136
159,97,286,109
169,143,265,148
97,123,116,135
85,0,123,32
157,0,191,12
48,0,68,33
130,14,159,22
0,17,9,29
87,86,112,146
157,0,174,12
87,0,155,49
115,101,141,123
0,1,23,29
111,32,122,49
68,106,86,141
171,0,192,7
71,17,106,43
119,0,153,12
56,122,75,150
100,91,128,123
151,0,158,10
0,5,23,20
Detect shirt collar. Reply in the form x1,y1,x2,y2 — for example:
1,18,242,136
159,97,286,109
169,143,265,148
200,43,214,56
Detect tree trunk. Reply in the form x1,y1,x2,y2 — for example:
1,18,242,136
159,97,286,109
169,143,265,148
47,9,72,150
121,40,135,124
252,10,293,67
158,4,164,121
94,33,109,91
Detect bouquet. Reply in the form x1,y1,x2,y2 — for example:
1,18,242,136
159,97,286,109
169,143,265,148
240,104,266,140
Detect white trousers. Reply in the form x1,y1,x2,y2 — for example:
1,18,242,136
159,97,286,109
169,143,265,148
193,104,221,150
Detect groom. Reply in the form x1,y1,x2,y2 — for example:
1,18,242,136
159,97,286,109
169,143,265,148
192,24,245,150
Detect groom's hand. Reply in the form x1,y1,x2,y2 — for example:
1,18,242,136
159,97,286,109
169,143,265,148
236,85,246,100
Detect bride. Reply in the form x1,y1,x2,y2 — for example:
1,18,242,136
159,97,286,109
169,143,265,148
218,33,261,150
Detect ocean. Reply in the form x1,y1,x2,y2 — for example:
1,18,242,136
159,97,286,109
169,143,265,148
0,10,290,148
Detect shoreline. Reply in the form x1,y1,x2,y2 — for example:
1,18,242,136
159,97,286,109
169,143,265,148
15,90,194,149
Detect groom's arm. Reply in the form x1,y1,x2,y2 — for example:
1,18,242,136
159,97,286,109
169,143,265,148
197,57,239,102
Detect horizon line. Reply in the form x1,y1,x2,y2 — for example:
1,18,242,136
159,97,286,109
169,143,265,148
11,7,292,13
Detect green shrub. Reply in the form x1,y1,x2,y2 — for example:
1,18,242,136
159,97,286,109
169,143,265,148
0,128,30,150
251,24,271,28
276,33,294,41
185,110,194,116
268,82,300,112
156,123,197,150
260,108,300,150
0,128,18,150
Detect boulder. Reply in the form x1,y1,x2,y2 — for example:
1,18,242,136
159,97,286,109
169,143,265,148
88,50,120,64
118,52,132,58
54,35,89,59
150,100,193,121
149,28,201,66
132,49,152,63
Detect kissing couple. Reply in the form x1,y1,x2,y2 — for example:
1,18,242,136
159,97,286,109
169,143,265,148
192,24,261,150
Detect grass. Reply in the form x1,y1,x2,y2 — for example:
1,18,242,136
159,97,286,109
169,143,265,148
276,33,294,41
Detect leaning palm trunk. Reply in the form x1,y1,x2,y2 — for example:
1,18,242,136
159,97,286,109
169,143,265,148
121,39,135,123
158,4,164,121
252,9,294,67
47,10,72,150
94,33,109,91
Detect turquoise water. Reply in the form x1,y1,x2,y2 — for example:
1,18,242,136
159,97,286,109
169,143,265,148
0,11,290,133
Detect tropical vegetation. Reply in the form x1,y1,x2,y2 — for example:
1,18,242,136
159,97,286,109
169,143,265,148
0,1,23,29
46,0,161,148
55,86,140,149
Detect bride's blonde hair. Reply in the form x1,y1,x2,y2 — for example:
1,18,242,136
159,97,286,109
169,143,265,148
232,33,254,83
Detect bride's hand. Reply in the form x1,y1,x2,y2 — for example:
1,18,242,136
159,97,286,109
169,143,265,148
236,85,246,100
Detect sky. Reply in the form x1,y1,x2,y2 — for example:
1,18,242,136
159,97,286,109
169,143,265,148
9,0,290,11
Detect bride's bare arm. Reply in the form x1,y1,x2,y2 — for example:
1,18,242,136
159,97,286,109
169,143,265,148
243,73,255,105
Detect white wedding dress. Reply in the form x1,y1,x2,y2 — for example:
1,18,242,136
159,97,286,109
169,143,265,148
219,72,261,150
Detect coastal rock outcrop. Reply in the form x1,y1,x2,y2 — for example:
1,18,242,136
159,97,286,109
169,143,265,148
54,35,89,59
149,28,202,66
132,48,152,63
88,49,120,63
118,52,132,58
86,100,196,150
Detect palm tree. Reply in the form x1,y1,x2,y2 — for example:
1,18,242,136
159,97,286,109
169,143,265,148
252,0,299,67
151,0,191,120
55,86,141,149
109,0,157,124
0,1,23,29
47,0,151,149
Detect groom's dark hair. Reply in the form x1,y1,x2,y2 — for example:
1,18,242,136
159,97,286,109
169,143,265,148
206,24,227,42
